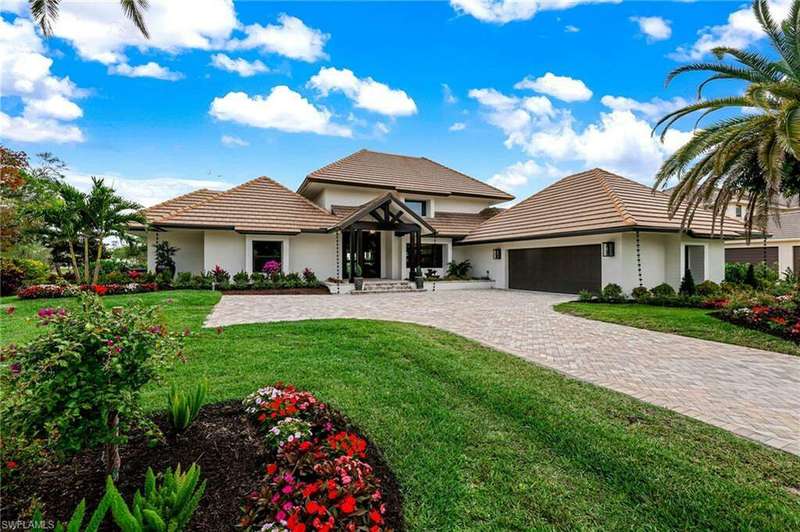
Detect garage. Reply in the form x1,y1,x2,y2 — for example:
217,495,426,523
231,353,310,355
725,247,778,270
508,244,601,294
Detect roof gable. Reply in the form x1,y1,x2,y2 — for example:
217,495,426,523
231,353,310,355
300,149,514,201
460,168,747,244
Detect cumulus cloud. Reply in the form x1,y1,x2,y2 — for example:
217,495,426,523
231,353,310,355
488,160,562,192
631,16,671,42
209,85,351,137
227,14,329,62
108,61,183,80
65,172,232,207
449,122,467,131
0,17,85,143
672,0,791,60
210,54,268,77
221,135,249,147
600,95,689,120
514,73,592,102
450,0,620,24
307,67,417,117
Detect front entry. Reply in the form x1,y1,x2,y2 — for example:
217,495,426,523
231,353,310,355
342,231,382,278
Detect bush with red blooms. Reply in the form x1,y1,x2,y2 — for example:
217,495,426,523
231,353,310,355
239,384,390,531
720,297,800,343
16,282,158,299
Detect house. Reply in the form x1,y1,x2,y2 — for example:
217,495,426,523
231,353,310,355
133,150,746,294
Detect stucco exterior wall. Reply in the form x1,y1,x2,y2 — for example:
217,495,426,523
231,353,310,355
430,196,497,214
146,230,204,274
288,233,338,279
203,230,245,274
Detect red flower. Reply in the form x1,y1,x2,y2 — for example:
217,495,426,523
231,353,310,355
370,527,381,532
93,284,108,296
258,413,267,423
5,306,15,315
339,495,356,514
291,525,306,532
369,510,382,524
5,460,17,470
266,463,277,475
299,441,312,451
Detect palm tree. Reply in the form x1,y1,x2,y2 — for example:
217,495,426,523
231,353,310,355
653,0,800,238
29,0,150,38
84,177,145,284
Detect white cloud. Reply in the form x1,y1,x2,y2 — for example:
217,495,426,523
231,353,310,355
449,122,467,131
209,85,351,137
210,53,268,77
65,172,232,207
672,0,791,60
0,0,28,15
600,95,689,120
488,160,561,192
49,0,239,65
227,14,328,62
0,17,85,143
631,16,671,42
108,61,183,81
450,0,620,24
514,72,592,102
221,135,249,147
565,25,580,32
442,83,458,104
308,67,417,117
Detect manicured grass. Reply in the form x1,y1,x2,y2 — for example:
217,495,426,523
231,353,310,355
2,292,799,529
556,301,800,357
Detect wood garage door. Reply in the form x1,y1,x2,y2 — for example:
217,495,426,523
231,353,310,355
725,247,779,270
508,245,601,294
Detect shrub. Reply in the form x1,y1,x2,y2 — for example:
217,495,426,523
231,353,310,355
577,289,594,302
155,270,173,289
745,263,757,288
155,241,179,277
695,280,721,297
679,270,696,296
424,268,440,280
232,271,250,289
173,272,193,289
250,272,267,289
725,262,749,284
191,274,211,290
0,294,183,479
103,271,128,284
0,258,25,295
651,282,675,297
285,272,301,286
631,286,650,300
262,260,282,279
302,267,318,286
446,259,471,280
209,265,229,284
14,258,50,285
16,283,158,300
166,381,207,433
601,283,624,302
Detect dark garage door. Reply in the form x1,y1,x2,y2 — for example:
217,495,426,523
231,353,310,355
508,245,601,294
725,247,778,270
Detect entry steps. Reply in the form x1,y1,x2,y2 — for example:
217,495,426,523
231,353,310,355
351,279,425,294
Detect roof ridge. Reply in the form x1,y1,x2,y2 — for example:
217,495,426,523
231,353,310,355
158,177,266,223
419,156,514,200
307,149,368,178
593,169,637,226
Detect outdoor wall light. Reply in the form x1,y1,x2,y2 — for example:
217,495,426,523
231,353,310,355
602,241,615,257
493,248,501,260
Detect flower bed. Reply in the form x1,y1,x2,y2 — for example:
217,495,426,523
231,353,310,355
16,282,158,299
716,296,800,343
239,384,401,531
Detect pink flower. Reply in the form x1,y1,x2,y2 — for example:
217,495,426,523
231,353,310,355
276,511,286,522
5,306,15,315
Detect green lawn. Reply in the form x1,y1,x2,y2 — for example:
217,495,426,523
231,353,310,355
2,292,799,530
556,301,800,357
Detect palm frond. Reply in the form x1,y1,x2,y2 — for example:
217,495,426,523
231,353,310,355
119,0,150,39
29,0,60,36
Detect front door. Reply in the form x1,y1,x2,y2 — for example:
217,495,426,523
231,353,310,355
343,231,382,278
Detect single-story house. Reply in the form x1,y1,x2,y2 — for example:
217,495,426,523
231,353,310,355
724,203,800,276
132,149,746,294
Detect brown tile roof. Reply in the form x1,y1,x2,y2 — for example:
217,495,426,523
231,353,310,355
460,168,748,244
331,204,501,238
152,177,339,234
300,149,514,201
131,189,224,228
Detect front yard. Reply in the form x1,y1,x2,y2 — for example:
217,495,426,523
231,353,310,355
1,291,799,529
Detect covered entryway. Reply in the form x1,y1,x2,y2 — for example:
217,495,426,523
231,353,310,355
508,244,601,294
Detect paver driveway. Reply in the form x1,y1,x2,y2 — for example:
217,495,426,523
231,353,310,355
206,290,800,455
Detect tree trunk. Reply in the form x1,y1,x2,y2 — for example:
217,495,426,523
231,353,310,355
67,240,80,279
92,238,104,285
83,237,90,284
103,412,121,481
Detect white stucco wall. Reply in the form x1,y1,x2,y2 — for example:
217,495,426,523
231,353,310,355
288,233,338,280
204,230,245,274
431,196,497,214
146,230,204,274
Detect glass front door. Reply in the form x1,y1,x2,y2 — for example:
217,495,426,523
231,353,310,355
343,231,382,278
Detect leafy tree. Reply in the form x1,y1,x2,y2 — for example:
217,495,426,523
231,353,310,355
653,0,800,237
29,0,150,38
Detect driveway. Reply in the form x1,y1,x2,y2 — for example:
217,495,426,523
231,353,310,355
205,290,800,455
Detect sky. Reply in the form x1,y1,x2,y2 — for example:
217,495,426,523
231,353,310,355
0,0,791,207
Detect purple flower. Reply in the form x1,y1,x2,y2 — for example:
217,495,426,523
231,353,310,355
9,363,21,376
37,307,54,318
148,325,163,335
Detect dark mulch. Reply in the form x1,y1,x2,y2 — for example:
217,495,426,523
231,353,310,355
3,400,404,531
220,287,330,295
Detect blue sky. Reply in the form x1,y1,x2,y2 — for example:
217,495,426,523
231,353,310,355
0,1,788,206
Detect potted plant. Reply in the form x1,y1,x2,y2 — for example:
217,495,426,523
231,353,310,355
353,263,364,291
414,267,424,289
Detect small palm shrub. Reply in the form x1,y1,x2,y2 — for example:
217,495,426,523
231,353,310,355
695,280,721,297
166,381,207,433
601,283,624,302
577,289,595,302
232,271,250,289
173,272,193,289
446,259,471,279
302,267,319,286
651,283,676,297
679,270,696,296
631,286,650,300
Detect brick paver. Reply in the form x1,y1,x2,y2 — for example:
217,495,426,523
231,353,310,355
205,290,800,455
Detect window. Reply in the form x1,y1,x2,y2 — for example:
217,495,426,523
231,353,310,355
405,199,427,216
735,205,743,217
252,241,282,273
406,243,443,268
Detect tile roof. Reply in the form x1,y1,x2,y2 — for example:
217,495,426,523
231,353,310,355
300,149,514,201
134,189,224,227
151,177,339,234
460,168,748,244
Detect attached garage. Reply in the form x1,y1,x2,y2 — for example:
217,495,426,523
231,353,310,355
508,244,601,294
725,247,778,270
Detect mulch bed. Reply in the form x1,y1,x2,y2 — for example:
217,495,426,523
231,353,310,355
220,287,330,295
2,400,404,530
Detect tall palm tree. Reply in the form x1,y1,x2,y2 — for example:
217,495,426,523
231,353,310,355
653,0,800,238
29,0,150,38
84,177,145,284
38,182,88,280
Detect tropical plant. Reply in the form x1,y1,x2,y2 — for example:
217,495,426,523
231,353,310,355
651,282,676,297
679,270,697,296
30,0,151,38
166,381,207,433
601,283,624,301
446,259,471,279
631,286,651,300
31,496,111,532
154,241,178,277
232,271,250,288
653,0,800,237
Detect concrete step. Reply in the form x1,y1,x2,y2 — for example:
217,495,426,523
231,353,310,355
350,288,426,295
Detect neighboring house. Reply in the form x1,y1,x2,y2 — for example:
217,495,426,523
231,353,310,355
132,150,746,294
725,209,800,275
